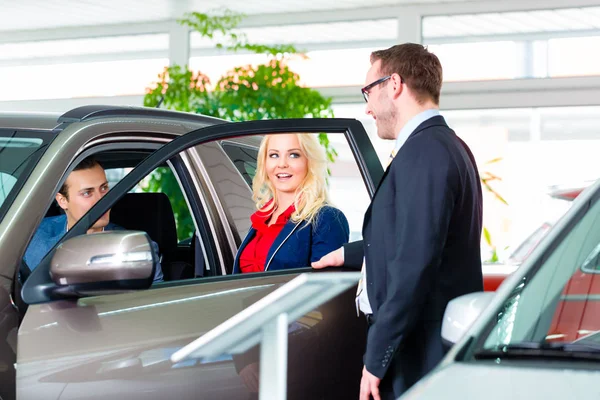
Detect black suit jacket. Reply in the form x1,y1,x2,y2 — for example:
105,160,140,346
345,115,483,391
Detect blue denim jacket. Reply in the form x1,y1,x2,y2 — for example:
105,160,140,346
24,215,164,283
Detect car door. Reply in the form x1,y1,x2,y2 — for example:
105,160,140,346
18,118,383,400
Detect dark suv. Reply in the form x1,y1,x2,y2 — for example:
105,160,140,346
0,106,384,399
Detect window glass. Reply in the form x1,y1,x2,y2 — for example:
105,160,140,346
190,19,397,48
142,166,194,242
189,47,376,88
105,166,194,243
548,36,600,78
0,173,16,206
481,192,600,347
0,34,168,61
427,42,521,82
333,103,600,264
214,133,371,243
0,133,46,223
26,152,200,283
422,7,600,80
0,58,169,101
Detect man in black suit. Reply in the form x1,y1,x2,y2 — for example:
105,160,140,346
312,43,483,400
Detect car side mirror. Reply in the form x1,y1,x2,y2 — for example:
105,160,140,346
50,231,156,297
441,292,495,346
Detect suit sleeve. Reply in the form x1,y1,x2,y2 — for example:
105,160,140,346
365,138,456,379
309,207,350,263
343,240,364,270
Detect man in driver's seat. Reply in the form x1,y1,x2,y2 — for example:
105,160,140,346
24,156,164,282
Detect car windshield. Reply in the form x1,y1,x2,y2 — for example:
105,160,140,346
478,183,600,356
0,131,50,224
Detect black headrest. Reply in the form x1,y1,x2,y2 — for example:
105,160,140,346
110,192,177,257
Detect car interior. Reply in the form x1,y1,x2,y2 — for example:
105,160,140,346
36,149,200,283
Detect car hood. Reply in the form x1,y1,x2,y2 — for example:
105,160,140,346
400,362,600,400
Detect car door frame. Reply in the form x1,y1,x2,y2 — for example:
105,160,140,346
22,117,383,305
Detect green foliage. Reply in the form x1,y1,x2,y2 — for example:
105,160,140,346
178,11,297,56
481,157,508,206
143,9,337,240
481,157,507,263
483,226,499,263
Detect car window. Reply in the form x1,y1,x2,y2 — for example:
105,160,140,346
220,139,258,188
214,133,371,244
22,119,381,305
481,190,600,348
0,133,49,223
507,222,553,265
0,172,16,204
106,166,194,243
24,151,202,284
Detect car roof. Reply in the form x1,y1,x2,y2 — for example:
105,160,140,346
0,105,227,133
548,181,596,201
0,112,62,131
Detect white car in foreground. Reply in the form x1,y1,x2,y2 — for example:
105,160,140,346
402,178,600,400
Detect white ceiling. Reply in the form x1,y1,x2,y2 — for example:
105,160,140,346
0,0,469,32
423,6,600,39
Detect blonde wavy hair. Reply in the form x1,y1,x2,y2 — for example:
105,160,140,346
252,133,329,225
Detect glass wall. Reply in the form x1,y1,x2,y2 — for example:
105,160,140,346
0,34,169,101
189,19,398,87
332,103,600,262
422,6,600,81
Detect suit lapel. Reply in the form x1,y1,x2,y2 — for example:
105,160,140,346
265,220,302,271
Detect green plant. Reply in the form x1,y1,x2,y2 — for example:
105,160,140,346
480,157,508,206
143,9,336,240
480,157,508,263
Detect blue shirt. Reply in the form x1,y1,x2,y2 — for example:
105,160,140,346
24,215,164,283
393,108,440,155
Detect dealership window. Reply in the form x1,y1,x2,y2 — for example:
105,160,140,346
189,48,376,88
0,34,169,101
332,103,600,262
422,6,600,81
189,19,397,87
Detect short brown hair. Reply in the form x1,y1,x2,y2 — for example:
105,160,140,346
370,43,443,105
58,156,102,200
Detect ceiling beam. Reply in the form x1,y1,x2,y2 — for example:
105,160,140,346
3,0,599,45
0,21,172,44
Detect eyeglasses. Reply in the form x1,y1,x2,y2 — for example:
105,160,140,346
361,75,392,103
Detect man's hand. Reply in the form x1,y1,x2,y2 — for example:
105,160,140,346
311,247,344,269
360,366,381,400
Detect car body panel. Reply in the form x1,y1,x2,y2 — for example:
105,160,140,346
1,118,208,291
18,269,365,399
481,264,518,292
401,362,600,400
0,112,61,131
407,179,600,399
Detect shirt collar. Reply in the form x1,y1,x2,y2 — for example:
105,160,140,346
251,201,296,232
394,108,440,153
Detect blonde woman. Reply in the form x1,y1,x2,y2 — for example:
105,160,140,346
233,133,349,274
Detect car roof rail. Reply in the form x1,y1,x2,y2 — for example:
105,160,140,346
58,105,227,125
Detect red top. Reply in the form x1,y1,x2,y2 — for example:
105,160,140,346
239,202,296,273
